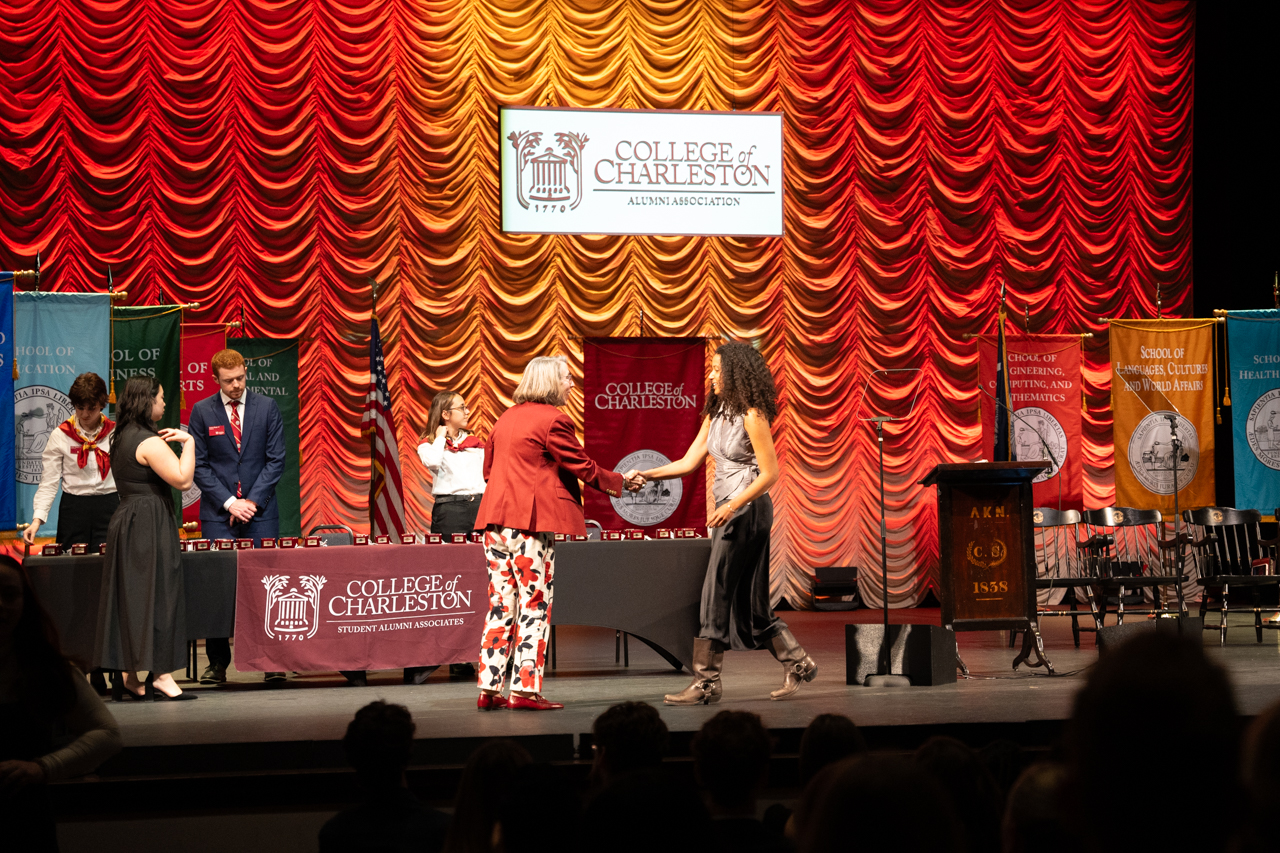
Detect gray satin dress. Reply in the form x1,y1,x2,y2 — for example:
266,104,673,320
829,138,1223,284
92,424,187,673
700,413,784,650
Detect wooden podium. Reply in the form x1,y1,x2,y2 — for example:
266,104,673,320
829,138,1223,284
920,461,1053,672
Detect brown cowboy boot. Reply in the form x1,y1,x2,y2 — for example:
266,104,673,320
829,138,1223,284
664,638,724,705
768,627,817,700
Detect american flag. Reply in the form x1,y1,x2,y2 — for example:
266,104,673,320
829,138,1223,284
362,316,406,537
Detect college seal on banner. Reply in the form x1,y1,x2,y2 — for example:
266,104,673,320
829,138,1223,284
611,449,682,527
1246,389,1280,471
1012,406,1067,483
1127,411,1199,494
15,385,73,485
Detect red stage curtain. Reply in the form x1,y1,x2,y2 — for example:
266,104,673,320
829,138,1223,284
0,1,1192,606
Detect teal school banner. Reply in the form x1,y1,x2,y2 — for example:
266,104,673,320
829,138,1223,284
1226,310,1280,514
0,286,14,528
237,338,301,537
14,292,112,533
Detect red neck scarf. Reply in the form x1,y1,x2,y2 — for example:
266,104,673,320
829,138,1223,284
445,433,484,453
59,416,115,479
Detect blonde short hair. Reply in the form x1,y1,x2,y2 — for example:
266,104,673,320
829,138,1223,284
514,356,569,405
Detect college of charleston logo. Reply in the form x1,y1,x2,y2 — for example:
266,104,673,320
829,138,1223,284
262,575,327,641
507,130,589,212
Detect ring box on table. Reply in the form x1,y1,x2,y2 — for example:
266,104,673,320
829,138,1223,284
425,533,442,544
70,543,88,555
624,529,644,540
553,533,567,542
374,535,391,545
655,529,673,539
450,533,468,544
259,539,277,548
677,529,699,539
236,538,255,550
99,543,108,555
214,539,236,551
41,544,63,556
571,534,590,542
353,534,369,545
303,536,322,548
601,531,623,541
191,539,212,551
469,532,484,544
278,537,298,549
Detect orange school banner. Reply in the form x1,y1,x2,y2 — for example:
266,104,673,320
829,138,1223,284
1110,319,1216,512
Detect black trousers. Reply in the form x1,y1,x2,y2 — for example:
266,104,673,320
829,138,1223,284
56,492,119,551
431,496,481,537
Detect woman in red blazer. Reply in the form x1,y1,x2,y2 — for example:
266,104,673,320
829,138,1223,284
473,356,639,711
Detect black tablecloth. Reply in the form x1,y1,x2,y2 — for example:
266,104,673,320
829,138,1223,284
25,538,712,671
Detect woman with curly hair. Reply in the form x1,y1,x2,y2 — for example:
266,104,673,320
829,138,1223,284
631,342,816,704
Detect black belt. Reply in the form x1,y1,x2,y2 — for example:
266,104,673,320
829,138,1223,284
435,493,482,504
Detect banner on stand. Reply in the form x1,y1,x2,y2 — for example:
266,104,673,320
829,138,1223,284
237,338,301,537
977,334,1084,512
14,293,112,533
179,324,228,527
1110,319,1216,512
1225,310,1280,514
0,286,14,528
583,338,707,533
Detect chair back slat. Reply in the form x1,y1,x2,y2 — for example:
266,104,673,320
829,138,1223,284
1182,507,1266,576
1032,508,1081,579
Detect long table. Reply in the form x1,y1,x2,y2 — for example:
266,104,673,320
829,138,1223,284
26,538,711,674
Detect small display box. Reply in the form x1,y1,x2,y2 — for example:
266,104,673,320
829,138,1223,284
259,539,278,548
278,537,298,549
191,539,212,551
426,533,443,544
469,532,484,544
553,533,567,542
214,539,236,551
303,536,322,548
624,529,644,541
374,535,392,545
70,543,89,555
601,531,623,541
41,544,63,557
450,533,468,544
677,529,699,539
571,534,591,542
235,538,255,550
353,534,370,546
400,533,419,545
99,542,108,555
655,529,674,540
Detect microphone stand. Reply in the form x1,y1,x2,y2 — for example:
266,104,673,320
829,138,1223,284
855,369,921,688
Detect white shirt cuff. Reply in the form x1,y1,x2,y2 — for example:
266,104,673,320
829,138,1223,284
223,496,237,510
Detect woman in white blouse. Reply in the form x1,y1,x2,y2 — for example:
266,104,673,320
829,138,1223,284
417,391,486,536
22,373,118,551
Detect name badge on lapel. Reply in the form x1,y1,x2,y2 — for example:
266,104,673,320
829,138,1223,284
209,425,226,437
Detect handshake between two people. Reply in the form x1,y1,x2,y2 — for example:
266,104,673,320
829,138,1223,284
621,469,647,492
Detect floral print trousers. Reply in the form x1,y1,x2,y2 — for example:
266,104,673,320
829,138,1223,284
477,525,555,694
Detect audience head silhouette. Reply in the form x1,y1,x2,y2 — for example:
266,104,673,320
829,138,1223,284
691,710,772,816
343,700,415,791
443,739,532,853
1067,630,1239,853
591,700,668,784
798,713,866,784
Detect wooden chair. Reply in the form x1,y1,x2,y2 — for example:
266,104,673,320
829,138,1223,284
1077,507,1187,626
1183,507,1279,644
1010,508,1099,648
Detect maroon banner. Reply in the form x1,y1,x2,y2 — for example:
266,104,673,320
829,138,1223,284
977,334,1084,511
180,324,227,526
233,544,486,672
583,338,707,533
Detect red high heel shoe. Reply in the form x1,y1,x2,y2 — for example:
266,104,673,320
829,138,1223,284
507,693,563,711
477,692,509,710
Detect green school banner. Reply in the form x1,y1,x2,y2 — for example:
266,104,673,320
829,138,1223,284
111,305,182,431
112,305,183,524
236,338,301,537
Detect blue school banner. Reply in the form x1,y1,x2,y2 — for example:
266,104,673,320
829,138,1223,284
13,292,112,534
0,285,14,529
1226,309,1280,514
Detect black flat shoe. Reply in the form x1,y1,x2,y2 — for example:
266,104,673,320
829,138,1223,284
151,689,198,701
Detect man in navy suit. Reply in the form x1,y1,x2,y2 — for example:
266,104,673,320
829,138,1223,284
191,348,287,685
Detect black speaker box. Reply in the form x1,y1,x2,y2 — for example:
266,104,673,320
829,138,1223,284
1096,615,1204,654
845,624,957,686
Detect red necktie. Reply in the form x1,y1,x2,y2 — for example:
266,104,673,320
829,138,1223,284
229,400,243,498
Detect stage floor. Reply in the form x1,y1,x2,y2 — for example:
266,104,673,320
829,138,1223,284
106,608,1280,750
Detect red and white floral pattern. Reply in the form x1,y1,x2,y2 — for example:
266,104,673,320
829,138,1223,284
477,526,555,693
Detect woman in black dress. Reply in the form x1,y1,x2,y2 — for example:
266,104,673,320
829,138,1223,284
92,377,196,701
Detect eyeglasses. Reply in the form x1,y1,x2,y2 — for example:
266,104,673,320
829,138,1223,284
445,406,470,413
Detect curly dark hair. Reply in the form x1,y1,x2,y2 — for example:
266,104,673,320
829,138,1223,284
702,342,778,424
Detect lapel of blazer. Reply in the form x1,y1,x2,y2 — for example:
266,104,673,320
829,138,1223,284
211,392,244,460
